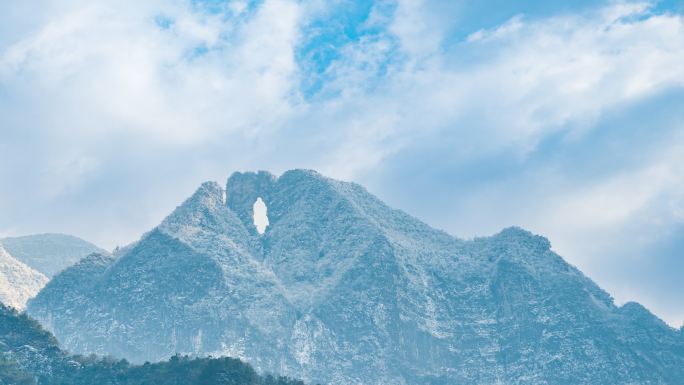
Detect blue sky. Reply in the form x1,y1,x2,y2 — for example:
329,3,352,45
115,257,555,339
0,0,683,327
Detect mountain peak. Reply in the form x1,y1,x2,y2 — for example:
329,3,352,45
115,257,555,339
226,170,276,233
225,169,352,237
486,226,556,265
278,168,325,181
161,181,226,227
159,180,258,254
195,181,225,202
618,301,672,329
0,233,105,277
494,226,551,247
26,169,684,385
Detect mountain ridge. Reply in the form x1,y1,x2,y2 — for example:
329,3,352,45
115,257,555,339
27,169,684,385
1,233,106,278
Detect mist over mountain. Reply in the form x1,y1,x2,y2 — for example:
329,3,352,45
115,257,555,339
28,170,684,385
1,234,106,278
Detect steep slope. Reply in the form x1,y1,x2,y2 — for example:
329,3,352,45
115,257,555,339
0,303,307,385
0,245,48,310
1,234,106,277
28,170,684,385
0,302,69,384
30,183,296,368
26,252,117,350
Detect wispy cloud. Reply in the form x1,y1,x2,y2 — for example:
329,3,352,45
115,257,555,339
0,0,683,326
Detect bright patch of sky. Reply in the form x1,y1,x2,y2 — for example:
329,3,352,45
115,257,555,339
0,0,683,327
253,197,269,234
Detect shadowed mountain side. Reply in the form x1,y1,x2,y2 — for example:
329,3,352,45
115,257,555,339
0,303,308,385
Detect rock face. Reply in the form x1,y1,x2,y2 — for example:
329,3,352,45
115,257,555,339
0,303,308,385
1,234,106,278
0,244,48,310
27,170,684,385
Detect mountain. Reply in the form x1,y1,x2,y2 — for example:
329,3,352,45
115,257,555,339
0,233,102,310
0,302,307,385
28,170,684,385
0,244,48,310
1,234,106,278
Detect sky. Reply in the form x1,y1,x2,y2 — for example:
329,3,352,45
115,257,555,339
0,0,683,327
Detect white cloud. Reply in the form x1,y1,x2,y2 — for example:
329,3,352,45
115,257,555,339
389,0,446,57
0,0,683,325
537,132,684,252
4,1,682,180
304,2,684,177
452,3,684,147
0,0,302,144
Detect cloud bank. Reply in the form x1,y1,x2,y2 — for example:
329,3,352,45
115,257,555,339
1,0,683,326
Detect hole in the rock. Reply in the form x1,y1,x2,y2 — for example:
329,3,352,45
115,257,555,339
253,197,269,235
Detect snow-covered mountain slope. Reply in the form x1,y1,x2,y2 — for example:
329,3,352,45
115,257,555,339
0,302,308,385
27,170,684,385
1,234,105,278
0,244,48,310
